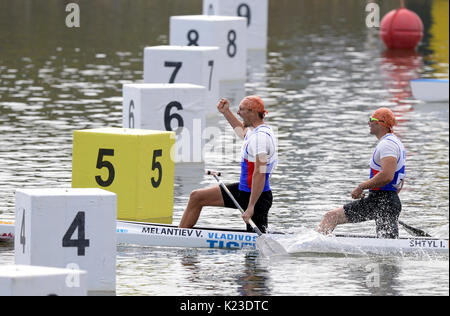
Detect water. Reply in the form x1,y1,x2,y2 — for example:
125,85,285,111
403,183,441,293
0,0,448,296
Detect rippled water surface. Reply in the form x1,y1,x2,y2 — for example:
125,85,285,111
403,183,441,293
0,0,448,296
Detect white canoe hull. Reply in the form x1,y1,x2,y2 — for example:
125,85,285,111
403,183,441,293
2,220,449,255
117,221,259,249
410,79,449,102
118,221,449,255
1,220,258,249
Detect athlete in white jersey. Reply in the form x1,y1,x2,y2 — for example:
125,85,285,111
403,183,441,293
317,108,406,239
179,96,277,233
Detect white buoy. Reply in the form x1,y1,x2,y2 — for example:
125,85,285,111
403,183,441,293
14,188,117,294
203,0,269,50
122,83,207,163
170,15,247,81
0,265,87,296
144,45,220,115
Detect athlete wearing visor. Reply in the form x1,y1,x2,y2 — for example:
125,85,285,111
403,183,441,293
317,108,406,239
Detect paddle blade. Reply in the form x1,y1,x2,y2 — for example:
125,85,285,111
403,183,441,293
399,221,432,237
256,235,288,257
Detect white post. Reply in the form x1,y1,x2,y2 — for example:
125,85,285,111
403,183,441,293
0,265,88,296
170,15,247,82
14,188,117,294
143,45,220,116
122,83,207,163
203,0,269,50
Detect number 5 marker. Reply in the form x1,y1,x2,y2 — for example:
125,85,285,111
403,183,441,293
72,127,175,224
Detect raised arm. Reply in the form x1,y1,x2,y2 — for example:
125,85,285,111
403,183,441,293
217,98,247,139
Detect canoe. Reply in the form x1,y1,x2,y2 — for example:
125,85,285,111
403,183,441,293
116,221,449,255
2,220,448,255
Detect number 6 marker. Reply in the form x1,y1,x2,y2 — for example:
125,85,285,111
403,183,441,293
122,83,207,163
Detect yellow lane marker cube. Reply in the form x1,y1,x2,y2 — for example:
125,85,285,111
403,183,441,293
72,128,175,224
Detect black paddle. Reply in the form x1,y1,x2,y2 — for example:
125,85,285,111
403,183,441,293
206,170,287,257
398,221,432,238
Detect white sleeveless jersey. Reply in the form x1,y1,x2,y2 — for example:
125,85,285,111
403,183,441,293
239,125,278,192
369,133,406,191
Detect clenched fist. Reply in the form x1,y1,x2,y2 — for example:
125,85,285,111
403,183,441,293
217,98,230,114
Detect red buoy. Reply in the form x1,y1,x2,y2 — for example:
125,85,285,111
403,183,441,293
380,7,424,50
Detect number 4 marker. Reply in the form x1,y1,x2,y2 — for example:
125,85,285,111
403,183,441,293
62,211,90,256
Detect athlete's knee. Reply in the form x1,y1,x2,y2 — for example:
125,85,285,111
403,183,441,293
318,210,337,235
324,208,347,226
189,189,210,207
189,189,202,204
323,210,338,224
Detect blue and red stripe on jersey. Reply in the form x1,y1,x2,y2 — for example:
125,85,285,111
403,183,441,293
370,166,405,192
239,159,271,193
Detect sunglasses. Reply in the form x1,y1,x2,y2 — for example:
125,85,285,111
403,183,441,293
369,117,384,123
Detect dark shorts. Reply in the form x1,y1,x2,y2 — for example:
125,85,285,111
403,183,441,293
344,191,402,239
220,183,273,233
